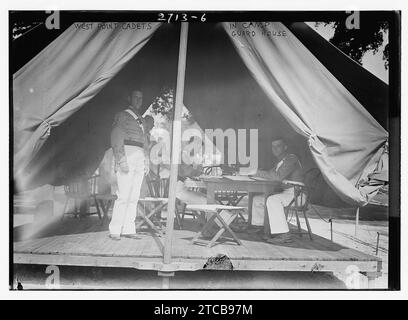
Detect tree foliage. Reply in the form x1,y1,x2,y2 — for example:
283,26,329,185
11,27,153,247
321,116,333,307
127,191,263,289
12,22,41,40
316,20,389,69
150,86,193,122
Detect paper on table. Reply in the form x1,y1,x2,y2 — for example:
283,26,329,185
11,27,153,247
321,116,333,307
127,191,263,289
250,176,269,181
224,175,255,182
239,167,257,176
199,175,221,179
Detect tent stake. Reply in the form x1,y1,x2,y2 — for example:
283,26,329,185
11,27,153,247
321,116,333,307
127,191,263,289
163,23,189,265
375,232,380,255
329,218,333,241
354,207,360,237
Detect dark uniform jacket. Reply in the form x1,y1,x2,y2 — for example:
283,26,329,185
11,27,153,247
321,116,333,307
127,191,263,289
257,153,303,188
111,108,153,168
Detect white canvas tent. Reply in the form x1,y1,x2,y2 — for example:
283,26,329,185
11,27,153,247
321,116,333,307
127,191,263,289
12,21,389,280
13,21,388,207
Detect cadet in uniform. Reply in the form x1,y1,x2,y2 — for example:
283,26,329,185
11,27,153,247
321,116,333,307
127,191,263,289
251,137,303,244
109,89,153,240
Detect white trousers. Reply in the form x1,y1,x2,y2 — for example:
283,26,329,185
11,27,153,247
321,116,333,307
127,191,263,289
109,146,145,235
252,188,294,234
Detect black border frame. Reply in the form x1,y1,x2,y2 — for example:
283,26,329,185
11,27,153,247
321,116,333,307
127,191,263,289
9,10,401,291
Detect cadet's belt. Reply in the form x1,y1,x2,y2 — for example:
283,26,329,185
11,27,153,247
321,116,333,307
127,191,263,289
124,140,144,148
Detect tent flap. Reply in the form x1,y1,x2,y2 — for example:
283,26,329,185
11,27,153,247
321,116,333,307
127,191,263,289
13,21,389,207
14,22,161,188
223,22,388,206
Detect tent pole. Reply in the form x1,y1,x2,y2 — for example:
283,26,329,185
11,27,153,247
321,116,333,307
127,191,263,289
163,22,189,265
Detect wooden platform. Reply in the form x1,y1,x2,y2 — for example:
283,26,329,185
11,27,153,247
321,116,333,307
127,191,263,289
14,216,382,280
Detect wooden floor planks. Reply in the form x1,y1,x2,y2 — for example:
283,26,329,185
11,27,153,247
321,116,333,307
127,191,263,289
14,216,380,271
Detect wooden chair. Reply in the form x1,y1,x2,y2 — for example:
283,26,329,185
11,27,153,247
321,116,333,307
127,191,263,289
173,198,188,229
283,180,313,240
284,168,324,240
90,174,117,221
62,179,92,219
62,175,117,220
146,169,169,198
215,191,247,223
137,172,169,235
137,198,168,235
136,167,187,233
174,179,204,228
188,204,245,247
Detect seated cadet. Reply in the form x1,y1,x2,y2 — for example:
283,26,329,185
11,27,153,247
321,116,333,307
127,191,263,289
251,137,303,244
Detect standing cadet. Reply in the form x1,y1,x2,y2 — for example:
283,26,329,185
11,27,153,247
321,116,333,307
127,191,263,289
109,89,153,240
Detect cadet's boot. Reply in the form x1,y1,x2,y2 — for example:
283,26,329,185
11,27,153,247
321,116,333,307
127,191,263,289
109,234,121,241
122,234,140,239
